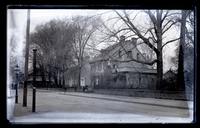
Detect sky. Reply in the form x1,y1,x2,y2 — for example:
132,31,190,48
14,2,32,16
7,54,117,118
7,9,180,73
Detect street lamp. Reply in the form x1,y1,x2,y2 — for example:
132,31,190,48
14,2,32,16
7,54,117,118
14,64,20,103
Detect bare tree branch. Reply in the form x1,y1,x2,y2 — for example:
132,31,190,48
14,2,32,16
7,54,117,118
115,10,159,54
161,10,169,23
162,21,178,35
144,27,157,43
161,37,181,50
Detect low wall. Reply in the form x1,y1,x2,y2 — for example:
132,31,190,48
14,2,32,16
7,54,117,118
93,89,193,101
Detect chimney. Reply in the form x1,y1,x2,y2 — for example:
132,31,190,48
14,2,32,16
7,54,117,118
131,37,138,43
131,37,138,47
120,35,125,43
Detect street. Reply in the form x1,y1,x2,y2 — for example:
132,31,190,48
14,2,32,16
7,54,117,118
11,88,193,123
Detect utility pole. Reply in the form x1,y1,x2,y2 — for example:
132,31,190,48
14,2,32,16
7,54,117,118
23,9,30,107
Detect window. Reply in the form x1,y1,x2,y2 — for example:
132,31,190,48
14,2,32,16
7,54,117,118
96,77,99,85
127,51,132,58
98,62,101,71
101,62,104,72
137,53,139,60
113,64,116,69
118,50,122,58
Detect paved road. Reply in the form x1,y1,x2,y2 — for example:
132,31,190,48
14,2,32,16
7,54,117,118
11,88,193,123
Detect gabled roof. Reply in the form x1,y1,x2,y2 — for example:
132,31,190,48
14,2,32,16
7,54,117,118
90,39,149,64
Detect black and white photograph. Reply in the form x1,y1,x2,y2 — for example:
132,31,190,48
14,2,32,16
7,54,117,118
7,8,195,123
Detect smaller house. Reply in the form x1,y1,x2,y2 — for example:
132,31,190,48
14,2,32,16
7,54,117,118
163,69,177,80
64,56,91,89
162,69,177,90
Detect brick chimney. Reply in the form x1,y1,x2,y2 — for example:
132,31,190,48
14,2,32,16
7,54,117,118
120,35,125,43
131,37,138,47
131,37,137,43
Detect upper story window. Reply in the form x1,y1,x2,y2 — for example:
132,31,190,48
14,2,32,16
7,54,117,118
98,62,102,71
137,53,139,60
113,64,116,69
127,51,132,58
96,62,103,72
118,50,122,58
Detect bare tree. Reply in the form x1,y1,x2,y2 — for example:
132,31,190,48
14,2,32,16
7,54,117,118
30,19,76,88
177,10,193,90
170,10,194,91
102,10,181,89
71,16,100,88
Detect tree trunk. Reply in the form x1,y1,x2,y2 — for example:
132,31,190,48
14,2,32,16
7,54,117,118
78,65,81,90
54,73,58,87
48,68,51,89
42,67,46,88
156,52,163,90
59,71,62,88
62,72,65,88
177,10,187,91
156,16,163,90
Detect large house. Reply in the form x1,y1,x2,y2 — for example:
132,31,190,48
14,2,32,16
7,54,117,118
90,36,157,89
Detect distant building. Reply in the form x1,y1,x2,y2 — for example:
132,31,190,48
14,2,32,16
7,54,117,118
162,69,177,90
90,36,157,89
64,56,91,88
163,69,177,80
26,67,52,88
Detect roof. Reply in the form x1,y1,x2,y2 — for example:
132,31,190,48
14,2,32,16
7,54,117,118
164,69,177,75
90,39,150,64
117,67,157,74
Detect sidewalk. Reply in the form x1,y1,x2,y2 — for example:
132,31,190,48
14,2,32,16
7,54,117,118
11,112,193,124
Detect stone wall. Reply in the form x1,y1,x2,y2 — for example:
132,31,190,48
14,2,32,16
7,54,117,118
93,89,193,101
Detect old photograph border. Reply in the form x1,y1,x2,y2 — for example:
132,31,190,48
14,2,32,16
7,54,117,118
1,0,199,127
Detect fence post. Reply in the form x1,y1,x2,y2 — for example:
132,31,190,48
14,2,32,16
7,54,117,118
32,87,36,112
15,84,18,103
23,81,27,107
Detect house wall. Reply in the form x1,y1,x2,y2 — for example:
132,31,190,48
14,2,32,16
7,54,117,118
81,62,91,86
91,69,157,89
65,62,91,88
126,73,157,89
64,68,78,88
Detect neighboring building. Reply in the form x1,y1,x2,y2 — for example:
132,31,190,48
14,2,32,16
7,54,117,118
26,67,52,88
90,36,157,89
162,69,177,90
64,56,91,88
163,69,177,80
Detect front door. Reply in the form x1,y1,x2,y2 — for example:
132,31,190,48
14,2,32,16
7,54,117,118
81,77,85,87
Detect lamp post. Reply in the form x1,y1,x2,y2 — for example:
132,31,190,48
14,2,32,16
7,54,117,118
32,49,37,112
14,65,20,103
